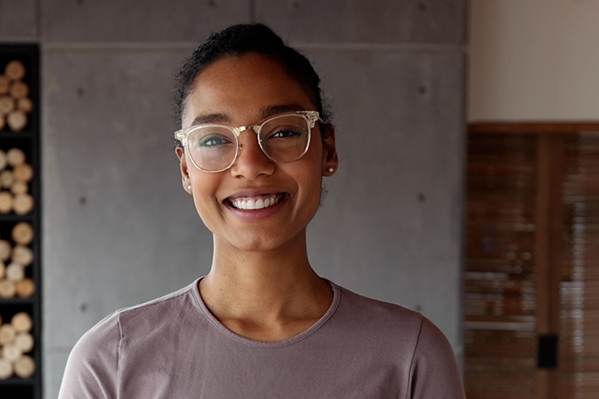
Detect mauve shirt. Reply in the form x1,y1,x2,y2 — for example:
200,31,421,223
58,279,465,399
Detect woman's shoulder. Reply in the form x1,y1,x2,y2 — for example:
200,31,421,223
76,279,200,348
329,282,465,398
332,282,424,327
330,282,451,353
115,279,199,322
58,280,203,398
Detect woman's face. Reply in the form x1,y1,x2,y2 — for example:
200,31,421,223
177,53,338,253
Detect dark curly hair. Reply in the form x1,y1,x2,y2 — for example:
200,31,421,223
174,23,331,129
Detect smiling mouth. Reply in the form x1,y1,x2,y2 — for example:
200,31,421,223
227,194,286,210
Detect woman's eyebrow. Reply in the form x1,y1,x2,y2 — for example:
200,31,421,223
262,104,306,118
190,105,306,127
190,113,231,126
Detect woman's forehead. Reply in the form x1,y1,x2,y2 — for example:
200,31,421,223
193,53,302,91
182,54,314,126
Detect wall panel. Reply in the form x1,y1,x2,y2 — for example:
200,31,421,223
257,0,466,44
41,0,251,42
0,0,38,40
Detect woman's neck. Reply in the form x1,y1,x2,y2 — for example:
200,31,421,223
199,236,333,341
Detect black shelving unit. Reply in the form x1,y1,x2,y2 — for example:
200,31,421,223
0,44,41,399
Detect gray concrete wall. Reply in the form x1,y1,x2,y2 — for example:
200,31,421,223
0,1,467,397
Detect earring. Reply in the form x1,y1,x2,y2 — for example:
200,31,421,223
187,185,192,190
327,167,334,173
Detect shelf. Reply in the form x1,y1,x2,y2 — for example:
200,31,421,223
0,378,35,385
0,214,34,222
0,132,34,139
0,298,34,305
0,43,41,399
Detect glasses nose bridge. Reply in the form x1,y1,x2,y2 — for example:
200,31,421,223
232,124,267,161
234,124,263,147
235,124,261,137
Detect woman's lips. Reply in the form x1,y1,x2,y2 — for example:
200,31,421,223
226,193,287,210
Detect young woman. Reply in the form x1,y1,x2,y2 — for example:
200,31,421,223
59,24,465,398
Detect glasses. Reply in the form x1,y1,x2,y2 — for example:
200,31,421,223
174,111,321,173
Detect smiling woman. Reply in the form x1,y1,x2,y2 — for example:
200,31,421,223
57,24,465,399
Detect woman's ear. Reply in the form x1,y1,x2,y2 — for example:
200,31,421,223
176,147,193,194
322,125,339,176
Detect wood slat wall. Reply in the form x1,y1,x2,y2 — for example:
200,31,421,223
465,125,599,399
465,134,538,399
559,133,599,398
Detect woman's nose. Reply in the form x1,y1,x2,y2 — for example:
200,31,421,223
229,131,275,179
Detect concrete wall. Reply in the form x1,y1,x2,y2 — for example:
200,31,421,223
0,1,467,397
469,0,599,121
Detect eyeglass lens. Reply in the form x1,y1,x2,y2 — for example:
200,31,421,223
186,114,311,171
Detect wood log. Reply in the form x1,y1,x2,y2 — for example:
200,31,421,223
0,75,9,95
12,222,34,245
9,81,29,99
13,355,35,379
0,170,13,188
13,193,34,215
12,245,33,266
0,95,14,114
0,240,11,261
6,148,25,166
14,332,34,353
5,61,26,81
5,262,24,282
0,323,16,344
15,278,35,298
2,343,21,362
0,191,13,214
17,97,33,113
7,110,27,131
13,163,33,182
11,180,28,195
0,358,12,380
11,312,32,333
0,278,15,298
0,150,5,171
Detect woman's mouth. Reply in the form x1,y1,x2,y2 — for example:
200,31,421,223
227,193,286,210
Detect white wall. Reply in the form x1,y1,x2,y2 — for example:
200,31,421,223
469,0,599,121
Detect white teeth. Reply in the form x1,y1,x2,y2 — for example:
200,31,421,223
230,195,281,210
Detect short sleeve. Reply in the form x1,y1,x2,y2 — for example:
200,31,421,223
409,317,466,399
58,312,121,399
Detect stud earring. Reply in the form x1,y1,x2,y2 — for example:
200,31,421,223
187,185,192,190
327,167,334,173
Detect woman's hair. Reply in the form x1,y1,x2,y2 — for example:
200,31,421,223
174,23,331,128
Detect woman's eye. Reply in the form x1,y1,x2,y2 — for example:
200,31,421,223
270,129,302,139
199,135,231,147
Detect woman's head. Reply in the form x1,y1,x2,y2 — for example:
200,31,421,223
175,23,330,128
176,51,338,252
173,26,339,252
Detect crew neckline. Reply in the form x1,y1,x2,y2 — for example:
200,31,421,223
190,277,341,348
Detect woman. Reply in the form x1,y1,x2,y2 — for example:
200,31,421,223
59,24,465,398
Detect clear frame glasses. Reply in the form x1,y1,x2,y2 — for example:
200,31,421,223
174,110,321,173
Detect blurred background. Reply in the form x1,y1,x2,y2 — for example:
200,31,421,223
0,1,598,398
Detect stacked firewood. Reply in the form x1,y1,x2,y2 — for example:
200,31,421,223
0,148,34,215
0,60,33,132
0,222,34,299
0,311,35,379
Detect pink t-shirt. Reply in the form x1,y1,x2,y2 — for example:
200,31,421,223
58,279,465,398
